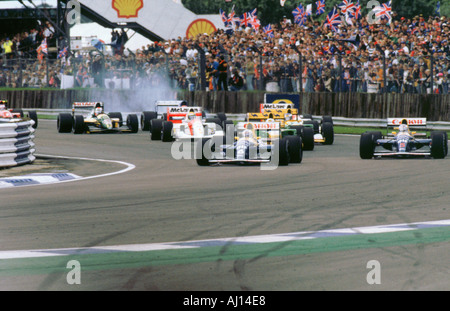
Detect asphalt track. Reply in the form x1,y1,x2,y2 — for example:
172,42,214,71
0,119,449,291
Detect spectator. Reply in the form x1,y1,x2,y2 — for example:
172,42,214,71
229,69,244,91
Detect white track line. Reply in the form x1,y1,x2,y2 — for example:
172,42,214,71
1,219,449,260
0,154,135,189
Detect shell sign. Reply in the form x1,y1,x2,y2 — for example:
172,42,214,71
112,0,144,18
186,19,217,39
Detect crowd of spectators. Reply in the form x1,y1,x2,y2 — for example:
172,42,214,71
1,12,449,94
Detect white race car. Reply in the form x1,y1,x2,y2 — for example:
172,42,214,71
153,107,223,142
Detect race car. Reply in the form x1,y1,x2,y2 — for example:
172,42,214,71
57,102,139,134
154,107,224,142
0,99,38,128
246,103,333,150
360,118,448,159
141,100,191,131
147,102,224,141
195,121,302,166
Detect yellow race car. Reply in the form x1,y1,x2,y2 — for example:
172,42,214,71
246,103,333,150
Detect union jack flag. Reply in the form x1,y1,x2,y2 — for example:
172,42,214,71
37,38,47,63
338,0,355,14
292,4,307,25
292,4,304,18
228,8,241,27
316,0,326,15
220,8,228,26
325,7,342,31
37,38,48,55
250,15,261,31
240,9,257,28
351,0,362,19
263,24,274,38
374,0,392,21
58,46,68,59
249,8,257,17
240,12,253,27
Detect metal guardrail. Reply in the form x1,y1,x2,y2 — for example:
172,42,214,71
26,109,450,131
0,120,36,168
224,114,450,131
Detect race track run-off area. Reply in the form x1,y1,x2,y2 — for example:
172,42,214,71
0,119,449,291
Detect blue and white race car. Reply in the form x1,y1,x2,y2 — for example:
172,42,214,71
360,118,448,159
196,121,303,166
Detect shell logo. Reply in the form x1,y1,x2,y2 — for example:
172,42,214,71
186,19,217,39
112,0,144,19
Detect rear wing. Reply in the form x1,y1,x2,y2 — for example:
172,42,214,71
387,118,427,128
236,122,280,140
72,102,102,109
260,103,295,112
259,103,299,117
247,112,300,122
387,118,428,135
72,102,102,116
154,100,186,115
167,106,202,121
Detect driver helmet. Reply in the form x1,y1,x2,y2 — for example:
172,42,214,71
187,110,196,120
242,129,253,139
285,113,292,121
398,124,408,133
94,107,103,116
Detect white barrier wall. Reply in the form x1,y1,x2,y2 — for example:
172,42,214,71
0,120,36,168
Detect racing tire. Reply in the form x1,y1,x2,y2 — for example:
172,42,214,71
302,126,315,151
366,131,383,141
216,113,227,123
360,133,375,159
73,115,86,134
150,119,163,140
141,111,157,131
272,138,290,166
57,113,73,133
108,112,123,127
321,122,334,145
127,114,139,133
286,135,303,164
431,132,446,159
28,111,38,129
161,121,173,142
303,120,319,133
289,125,304,138
431,131,448,157
322,115,333,125
195,137,212,166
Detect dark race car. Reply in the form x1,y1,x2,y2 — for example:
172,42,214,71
360,118,448,159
